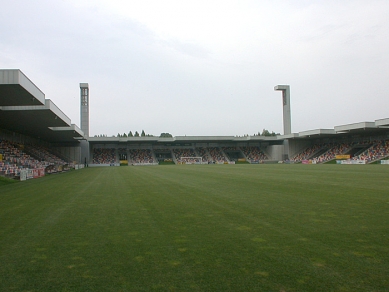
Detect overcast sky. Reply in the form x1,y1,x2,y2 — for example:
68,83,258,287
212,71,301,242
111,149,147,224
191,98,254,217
1,0,389,137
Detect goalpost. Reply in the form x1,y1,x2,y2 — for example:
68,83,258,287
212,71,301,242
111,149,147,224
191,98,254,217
180,157,203,164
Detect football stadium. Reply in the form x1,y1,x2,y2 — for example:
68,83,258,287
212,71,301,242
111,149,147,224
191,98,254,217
1,69,389,291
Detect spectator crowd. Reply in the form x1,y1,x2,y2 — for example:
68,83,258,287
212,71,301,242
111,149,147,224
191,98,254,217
1,140,70,179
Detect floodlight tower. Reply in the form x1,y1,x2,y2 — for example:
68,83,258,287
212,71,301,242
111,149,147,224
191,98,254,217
274,85,291,160
274,85,291,135
80,83,90,166
80,83,89,137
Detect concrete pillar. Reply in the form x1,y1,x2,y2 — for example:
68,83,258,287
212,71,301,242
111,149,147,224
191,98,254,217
274,85,291,135
80,83,90,164
274,85,292,160
80,83,89,137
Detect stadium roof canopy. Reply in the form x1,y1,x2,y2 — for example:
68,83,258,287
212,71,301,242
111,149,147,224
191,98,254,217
87,135,284,145
2,69,388,145
286,119,389,140
0,69,84,143
88,119,389,144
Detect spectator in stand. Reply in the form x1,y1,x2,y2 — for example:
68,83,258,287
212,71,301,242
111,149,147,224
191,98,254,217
93,148,116,164
291,144,323,162
208,147,228,163
172,148,197,163
195,147,210,163
312,142,352,163
0,140,70,178
129,149,155,164
240,146,268,162
352,140,389,163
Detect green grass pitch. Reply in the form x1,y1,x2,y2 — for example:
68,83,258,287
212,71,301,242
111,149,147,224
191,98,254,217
1,165,389,291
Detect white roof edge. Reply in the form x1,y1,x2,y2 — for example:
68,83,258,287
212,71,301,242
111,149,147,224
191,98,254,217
279,133,299,139
87,135,282,142
175,136,235,140
0,100,71,126
49,124,84,135
45,99,71,126
375,118,389,127
334,121,376,132
0,69,45,105
298,129,336,137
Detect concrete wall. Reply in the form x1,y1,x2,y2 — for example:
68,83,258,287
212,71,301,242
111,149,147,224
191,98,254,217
53,145,81,164
80,140,90,165
264,144,284,161
288,139,313,158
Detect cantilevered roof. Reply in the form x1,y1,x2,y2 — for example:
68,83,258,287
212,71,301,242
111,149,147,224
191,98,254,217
0,69,85,143
332,121,389,136
288,120,389,140
297,129,336,138
87,134,284,145
0,69,45,106
0,99,84,142
49,124,84,142
375,118,389,127
334,122,376,133
1,69,389,144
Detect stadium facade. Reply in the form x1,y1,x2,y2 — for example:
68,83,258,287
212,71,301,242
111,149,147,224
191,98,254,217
1,69,389,173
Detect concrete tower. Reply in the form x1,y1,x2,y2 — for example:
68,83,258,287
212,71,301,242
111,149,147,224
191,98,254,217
80,83,90,166
80,83,89,137
274,85,291,160
274,85,291,135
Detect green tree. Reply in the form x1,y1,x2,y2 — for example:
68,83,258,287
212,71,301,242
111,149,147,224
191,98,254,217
123,133,127,137
260,129,280,136
128,131,133,137
134,131,140,137
141,130,146,137
160,133,173,138
261,129,270,136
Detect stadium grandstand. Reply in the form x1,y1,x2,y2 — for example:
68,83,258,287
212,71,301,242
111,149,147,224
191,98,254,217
0,69,84,180
2,69,389,180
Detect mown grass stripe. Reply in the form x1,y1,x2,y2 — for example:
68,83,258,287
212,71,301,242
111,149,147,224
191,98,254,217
1,165,388,291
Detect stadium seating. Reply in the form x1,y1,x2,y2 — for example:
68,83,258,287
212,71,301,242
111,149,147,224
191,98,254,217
291,144,322,162
240,146,268,162
87,139,389,166
0,139,70,178
290,139,389,164
195,147,211,163
92,148,116,164
128,149,155,164
352,140,389,163
208,147,228,163
25,145,68,167
172,148,197,163
312,142,353,163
